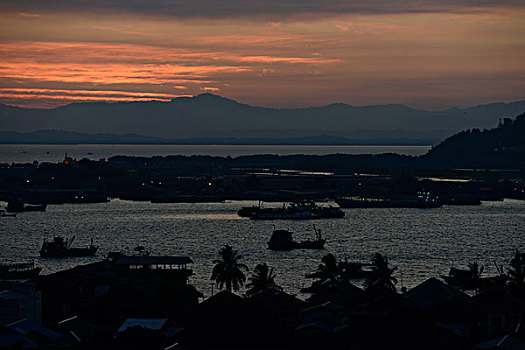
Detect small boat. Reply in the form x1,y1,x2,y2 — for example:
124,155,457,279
6,201,47,213
0,209,16,217
268,225,326,250
0,261,41,280
40,236,98,258
441,267,508,291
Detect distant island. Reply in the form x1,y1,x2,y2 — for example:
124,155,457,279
1,94,524,144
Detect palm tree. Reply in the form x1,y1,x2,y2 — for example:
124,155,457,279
507,250,525,296
363,253,397,294
246,263,281,297
211,245,248,293
306,253,340,287
468,262,484,294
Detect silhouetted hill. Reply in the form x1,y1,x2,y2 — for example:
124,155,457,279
1,94,524,141
421,113,525,168
0,130,166,144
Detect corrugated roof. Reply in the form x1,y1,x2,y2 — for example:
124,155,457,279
118,318,168,333
115,256,193,265
0,290,26,300
8,319,63,340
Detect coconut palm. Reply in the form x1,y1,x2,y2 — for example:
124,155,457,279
468,262,484,294
363,253,398,294
306,253,340,287
507,250,525,296
246,263,281,297
211,245,248,293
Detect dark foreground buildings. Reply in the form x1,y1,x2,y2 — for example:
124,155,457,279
1,251,524,349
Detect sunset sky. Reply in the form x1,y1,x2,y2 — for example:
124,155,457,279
0,0,524,109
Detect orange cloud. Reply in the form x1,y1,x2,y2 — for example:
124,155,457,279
17,12,43,18
0,8,523,110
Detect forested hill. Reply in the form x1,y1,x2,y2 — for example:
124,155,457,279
421,113,525,169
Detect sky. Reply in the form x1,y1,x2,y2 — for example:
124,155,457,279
0,0,524,109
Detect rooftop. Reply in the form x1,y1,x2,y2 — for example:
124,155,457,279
118,318,168,333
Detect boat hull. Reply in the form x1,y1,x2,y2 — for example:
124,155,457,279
6,203,47,213
40,247,98,258
0,265,41,280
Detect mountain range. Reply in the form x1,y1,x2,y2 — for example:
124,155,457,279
1,94,524,144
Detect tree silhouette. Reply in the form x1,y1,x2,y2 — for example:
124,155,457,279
246,263,281,297
211,245,248,293
468,262,484,294
307,253,340,287
363,253,397,294
507,250,525,297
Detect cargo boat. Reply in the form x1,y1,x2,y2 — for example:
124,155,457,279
267,226,326,250
239,201,344,220
40,236,98,258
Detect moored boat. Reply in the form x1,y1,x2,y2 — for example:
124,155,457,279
268,226,326,250
0,261,41,280
441,266,508,291
6,201,47,213
40,236,98,258
242,201,344,220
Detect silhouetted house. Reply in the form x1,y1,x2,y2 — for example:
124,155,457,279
245,289,306,326
35,260,115,324
294,322,348,340
0,284,41,326
474,292,525,335
117,317,183,340
0,330,37,349
36,255,200,326
112,256,193,283
57,315,105,345
183,290,294,349
300,302,344,326
304,281,364,306
344,293,418,318
407,277,483,337
7,319,66,348
181,291,248,348
198,289,245,312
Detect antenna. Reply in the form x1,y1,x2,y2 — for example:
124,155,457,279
67,236,75,248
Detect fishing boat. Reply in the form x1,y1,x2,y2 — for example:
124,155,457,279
6,201,47,213
0,261,41,280
267,226,326,250
441,266,508,291
40,236,98,258
335,192,442,209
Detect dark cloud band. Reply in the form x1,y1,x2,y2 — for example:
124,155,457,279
2,0,523,18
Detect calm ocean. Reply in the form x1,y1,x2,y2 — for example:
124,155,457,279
1,199,524,298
